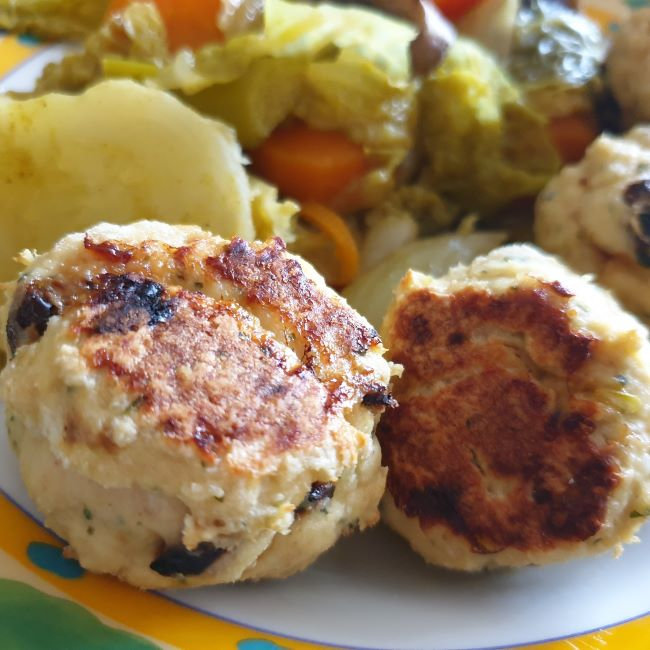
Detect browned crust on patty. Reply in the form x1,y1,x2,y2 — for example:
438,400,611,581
378,284,620,553
7,232,392,461
78,285,332,460
206,238,381,386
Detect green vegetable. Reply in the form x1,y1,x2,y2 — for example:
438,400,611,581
184,57,305,149
36,2,168,93
293,49,416,160
83,507,93,521
159,0,418,203
0,0,108,39
102,58,159,81
630,509,650,519
595,389,642,415
508,0,607,118
419,38,560,215
344,231,506,330
249,176,299,243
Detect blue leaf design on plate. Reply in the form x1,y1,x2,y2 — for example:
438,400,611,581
237,640,290,650
17,33,40,46
26,542,85,579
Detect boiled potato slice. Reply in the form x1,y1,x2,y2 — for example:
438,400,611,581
0,79,254,281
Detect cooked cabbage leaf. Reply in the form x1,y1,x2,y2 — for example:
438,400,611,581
184,56,305,149
158,0,418,207
249,176,299,243
420,38,560,215
163,0,418,152
0,0,108,39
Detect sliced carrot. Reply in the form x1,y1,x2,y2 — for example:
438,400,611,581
106,0,223,52
428,0,483,22
299,202,360,288
548,112,599,164
250,123,369,206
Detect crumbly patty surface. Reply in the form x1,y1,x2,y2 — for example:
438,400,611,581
379,244,650,570
535,126,650,322
0,221,393,588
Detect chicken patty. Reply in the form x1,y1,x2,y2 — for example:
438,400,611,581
535,126,650,323
606,9,650,127
378,244,650,571
0,221,395,588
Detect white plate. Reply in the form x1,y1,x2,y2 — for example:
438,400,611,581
1,406,649,650
1,46,649,650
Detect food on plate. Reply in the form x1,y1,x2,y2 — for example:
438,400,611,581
104,0,264,52
0,0,262,42
163,0,418,214
0,79,266,282
535,127,650,322
37,0,420,215
343,0,455,74
378,244,650,571
454,0,518,59
606,8,650,127
419,38,560,215
507,0,607,162
0,221,396,588
0,0,109,39
30,0,442,287
345,231,506,329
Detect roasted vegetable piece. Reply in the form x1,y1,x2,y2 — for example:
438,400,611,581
0,0,109,39
298,202,361,288
185,57,305,149
251,122,368,205
420,38,560,215
106,0,224,51
508,0,607,119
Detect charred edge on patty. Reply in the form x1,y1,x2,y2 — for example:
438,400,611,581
89,273,177,335
623,180,650,267
84,235,134,263
150,542,225,577
206,238,381,359
6,282,60,355
296,481,336,514
362,385,398,408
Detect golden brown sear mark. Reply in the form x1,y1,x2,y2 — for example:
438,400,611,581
207,238,381,361
10,234,394,453
205,238,392,411
379,285,619,553
84,234,134,264
80,287,333,458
